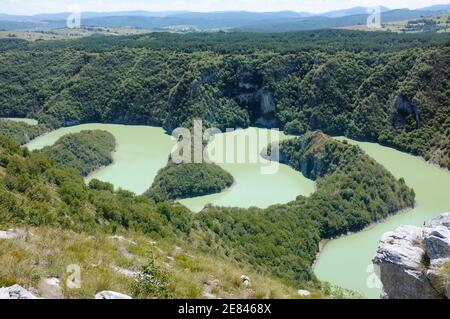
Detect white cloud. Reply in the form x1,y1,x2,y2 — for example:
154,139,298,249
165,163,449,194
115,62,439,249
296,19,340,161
0,0,447,15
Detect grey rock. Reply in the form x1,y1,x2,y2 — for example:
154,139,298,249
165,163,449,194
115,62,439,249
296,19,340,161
95,291,132,299
240,275,251,286
297,289,311,297
112,266,139,278
0,285,38,299
423,226,450,260
373,213,450,299
38,277,63,299
0,230,19,240
0,229,27,240
391,95,420,129
428,213,450,229
108,235,136,245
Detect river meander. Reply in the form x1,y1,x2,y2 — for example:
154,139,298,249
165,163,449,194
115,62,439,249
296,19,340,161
24,123,450,298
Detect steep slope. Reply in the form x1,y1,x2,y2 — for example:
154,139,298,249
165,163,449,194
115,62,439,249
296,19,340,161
192,131,415,285
0,130,415,296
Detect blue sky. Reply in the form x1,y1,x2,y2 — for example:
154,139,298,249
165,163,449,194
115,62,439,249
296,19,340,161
0,0,447,15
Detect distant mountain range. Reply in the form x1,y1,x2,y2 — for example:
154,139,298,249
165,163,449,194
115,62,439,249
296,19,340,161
1,4,449,32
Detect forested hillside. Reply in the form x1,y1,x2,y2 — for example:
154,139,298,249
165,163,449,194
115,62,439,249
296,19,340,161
0,30,448,168
40,130,116,176
195,131,415,283
0,129,414,295
0,134,307,299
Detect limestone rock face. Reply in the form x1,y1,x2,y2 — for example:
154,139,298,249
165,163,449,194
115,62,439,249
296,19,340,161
95,291,132,299
0,285,38,299
391,94,420,129
423,227,450,260
373,213,450,299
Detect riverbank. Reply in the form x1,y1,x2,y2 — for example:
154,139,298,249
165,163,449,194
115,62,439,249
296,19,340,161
312,206,414,271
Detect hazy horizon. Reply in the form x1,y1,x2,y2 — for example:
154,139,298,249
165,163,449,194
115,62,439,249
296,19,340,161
0,0,448,16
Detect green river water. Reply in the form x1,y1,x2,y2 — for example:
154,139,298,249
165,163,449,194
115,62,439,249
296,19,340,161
24,123,450,298
26,124,176,195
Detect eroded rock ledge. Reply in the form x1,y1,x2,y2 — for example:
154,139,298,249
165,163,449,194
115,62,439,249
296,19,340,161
373,213,450,299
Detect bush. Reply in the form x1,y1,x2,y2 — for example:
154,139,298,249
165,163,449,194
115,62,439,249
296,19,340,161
131,255,175,299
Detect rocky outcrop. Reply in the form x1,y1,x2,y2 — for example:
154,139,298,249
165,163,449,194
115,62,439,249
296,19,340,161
391,94,421,129
373,213,450,299
0,285,38,299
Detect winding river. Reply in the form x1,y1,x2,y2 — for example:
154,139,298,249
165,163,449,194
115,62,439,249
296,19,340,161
24,123,450,298
25,125,315,209
26,124,176,195
178,128,315,211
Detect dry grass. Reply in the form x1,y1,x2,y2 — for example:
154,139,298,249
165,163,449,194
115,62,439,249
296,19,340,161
0,226,310,299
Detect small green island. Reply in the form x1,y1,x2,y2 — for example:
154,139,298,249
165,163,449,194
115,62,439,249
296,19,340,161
147,162,234,202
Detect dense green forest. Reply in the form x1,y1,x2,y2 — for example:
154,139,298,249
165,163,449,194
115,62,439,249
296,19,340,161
0,129,415,288
147,162,234,202
40,130,116,176
0,30,448,168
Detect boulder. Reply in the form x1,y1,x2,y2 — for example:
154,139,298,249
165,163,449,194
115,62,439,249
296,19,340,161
240,275,251,286
95,291,132,299
0,229,27,240
423,227,450,260
38,277,63,299
0,230,19,240
428,213,450,228
373,213,450,299
112,266,139,278
108,235,136,245
0,285,38,299
297,289,311,297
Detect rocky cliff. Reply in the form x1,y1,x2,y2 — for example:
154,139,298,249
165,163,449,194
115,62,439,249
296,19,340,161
373,213,450,299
